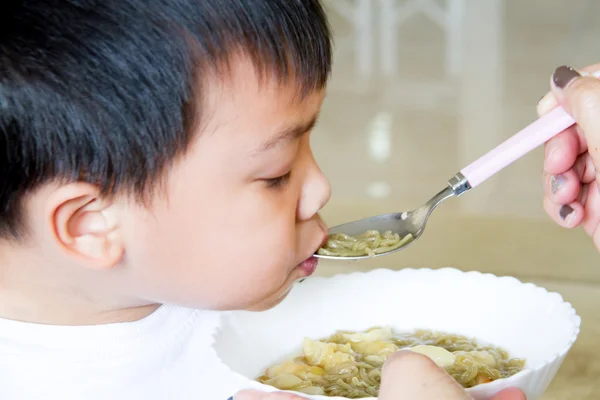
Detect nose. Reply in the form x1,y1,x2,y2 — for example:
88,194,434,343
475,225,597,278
297,160,331,221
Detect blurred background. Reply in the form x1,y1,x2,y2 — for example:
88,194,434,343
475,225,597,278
312,0,600,398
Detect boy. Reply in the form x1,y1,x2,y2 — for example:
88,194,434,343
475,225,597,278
0,1,523,399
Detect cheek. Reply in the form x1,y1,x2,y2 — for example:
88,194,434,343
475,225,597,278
120,185,301,308
212,192,299,283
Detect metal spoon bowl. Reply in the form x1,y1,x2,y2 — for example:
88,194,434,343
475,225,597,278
315,173,469,260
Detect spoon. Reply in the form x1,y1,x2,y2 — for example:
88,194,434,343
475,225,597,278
315,71,600,260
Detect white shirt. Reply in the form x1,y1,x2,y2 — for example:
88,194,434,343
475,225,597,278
0,305,248,400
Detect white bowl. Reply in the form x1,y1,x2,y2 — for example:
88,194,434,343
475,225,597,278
213,268,581,400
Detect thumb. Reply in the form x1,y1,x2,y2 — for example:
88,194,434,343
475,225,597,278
378,351,471,400
233,390,261,400
490,388,527,400
233,389,303,400
551,65,600,172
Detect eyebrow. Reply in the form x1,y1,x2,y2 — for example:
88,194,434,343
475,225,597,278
254,115,319,154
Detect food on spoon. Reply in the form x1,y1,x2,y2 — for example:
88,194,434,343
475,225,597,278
257,327,525,398
317,230,414,257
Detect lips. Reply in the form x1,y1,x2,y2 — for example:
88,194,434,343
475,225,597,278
297,256,318,276
296,231,327,277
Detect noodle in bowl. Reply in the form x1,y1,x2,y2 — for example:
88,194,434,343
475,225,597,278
212,268,581,400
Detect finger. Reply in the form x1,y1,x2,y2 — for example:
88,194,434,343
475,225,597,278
537,91,557,117
544,170,580,205
578,63,600,74
551,66,600,174
543,196,584,228
581,182,600,237
378,351,471,400
537,63,600,116
543,125,585,175
545,153,595,204
490,388,527,400
573,152,597,184
580,182,590,206
590,187,600,251
234,390,304,400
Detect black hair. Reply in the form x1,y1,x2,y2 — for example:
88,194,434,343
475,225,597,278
0,0,332,239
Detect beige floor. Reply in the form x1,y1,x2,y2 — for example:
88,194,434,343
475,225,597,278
313,0,600,398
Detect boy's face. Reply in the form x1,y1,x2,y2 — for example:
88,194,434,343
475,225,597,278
114,57,331,311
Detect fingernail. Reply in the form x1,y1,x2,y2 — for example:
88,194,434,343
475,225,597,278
553,65,580,89
559,205,574,220
551,175,566,194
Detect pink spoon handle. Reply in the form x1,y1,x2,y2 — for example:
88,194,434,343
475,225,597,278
460,70,600,188
460,106,574,188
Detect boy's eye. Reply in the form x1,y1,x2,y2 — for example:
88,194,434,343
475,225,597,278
265,171,292,189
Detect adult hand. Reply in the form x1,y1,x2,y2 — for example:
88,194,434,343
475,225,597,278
539,64,600,251
234,351,526,400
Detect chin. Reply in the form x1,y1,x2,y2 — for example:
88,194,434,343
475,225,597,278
245,285,294,312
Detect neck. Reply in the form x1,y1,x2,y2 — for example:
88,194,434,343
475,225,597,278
0,246,158,326
0,291,160,325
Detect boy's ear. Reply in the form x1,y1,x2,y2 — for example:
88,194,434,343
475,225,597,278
47,183,124,269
